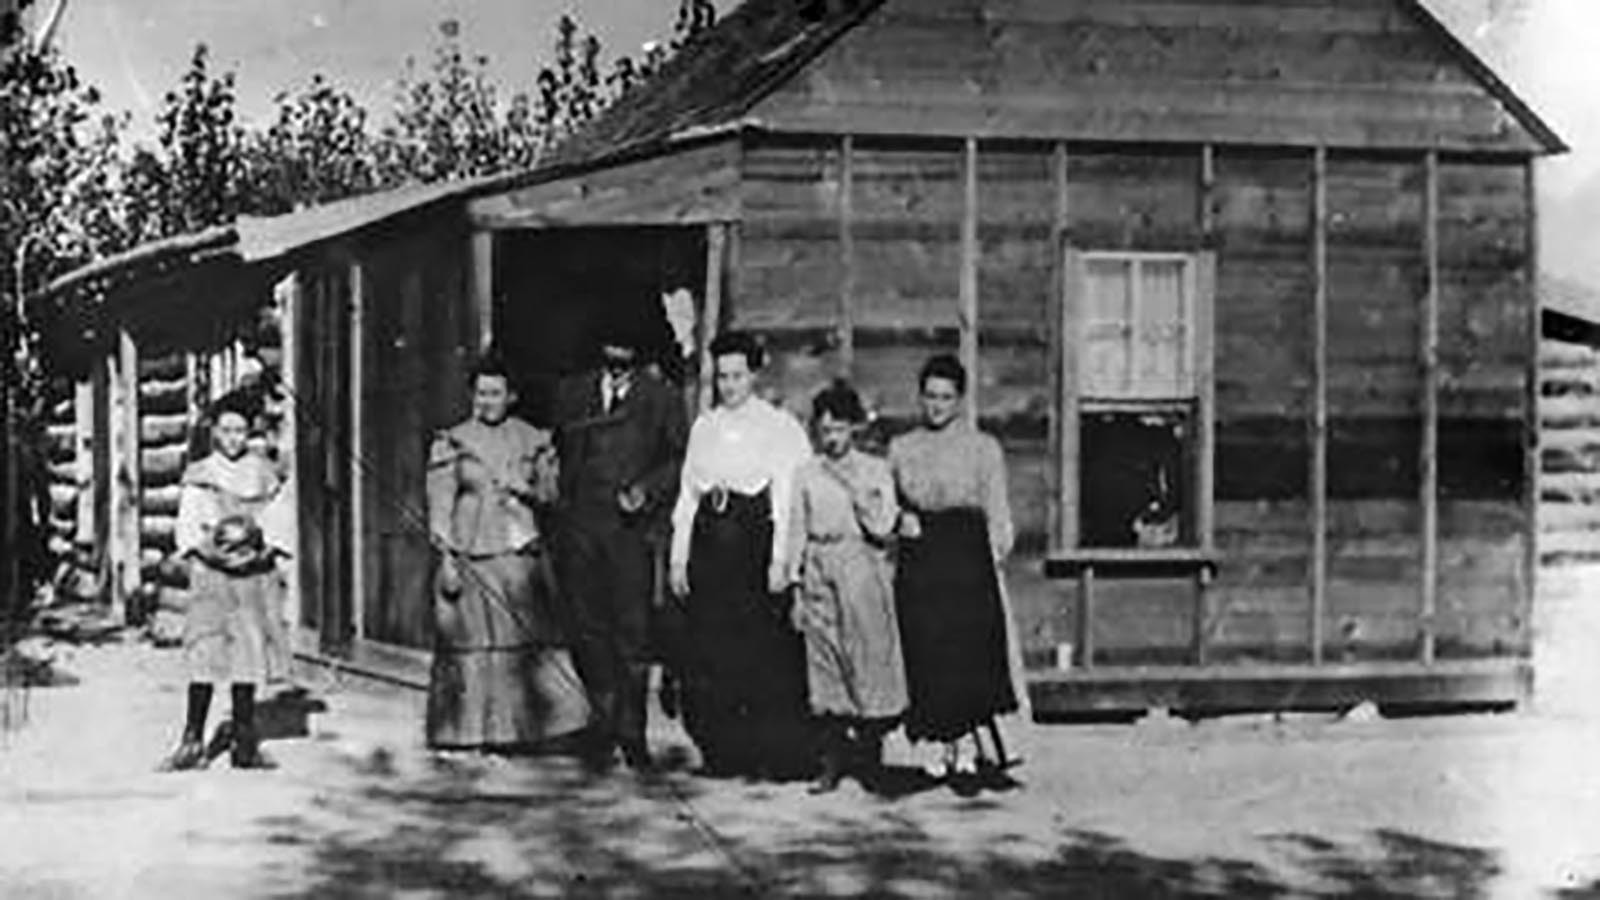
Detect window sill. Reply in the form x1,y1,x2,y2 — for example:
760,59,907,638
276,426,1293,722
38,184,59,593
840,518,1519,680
1044,548,1217,579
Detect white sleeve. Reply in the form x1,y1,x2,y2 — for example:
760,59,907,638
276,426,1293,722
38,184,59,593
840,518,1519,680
767,410,813,573
175,481,215,557
669,415,711,571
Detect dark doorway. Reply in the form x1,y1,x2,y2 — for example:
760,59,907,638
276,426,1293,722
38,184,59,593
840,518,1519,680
494,227,707,427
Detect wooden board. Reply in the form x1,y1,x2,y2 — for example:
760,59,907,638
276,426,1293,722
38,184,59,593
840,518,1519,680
751,0,1547,153
468,140,741,228
362,220,477,650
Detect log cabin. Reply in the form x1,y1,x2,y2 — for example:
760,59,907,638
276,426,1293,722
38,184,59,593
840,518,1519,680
40,0,1568,714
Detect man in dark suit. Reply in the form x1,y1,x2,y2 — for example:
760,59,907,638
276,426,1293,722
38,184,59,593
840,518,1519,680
553,322,688,771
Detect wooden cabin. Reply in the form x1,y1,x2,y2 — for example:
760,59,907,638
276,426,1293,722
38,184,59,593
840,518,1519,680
1540,279,1600,568
43,0,1566,714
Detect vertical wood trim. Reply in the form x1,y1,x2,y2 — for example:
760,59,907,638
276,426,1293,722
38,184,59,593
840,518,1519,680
1196,147,1217,551
1049,142,1070,550
1077,565,1096,669
276,274,304,649
471,230,495,353
960,136,980,423
111,328,139,624
348,261,368,642
1522,159,1540,655
699,224,728,412
73,378,95,547
1194,251,1218,656
838,135,856,376
1310,147,1329,665
1420,151,1440,665
1194,128,1218,655
1060,242,1082,553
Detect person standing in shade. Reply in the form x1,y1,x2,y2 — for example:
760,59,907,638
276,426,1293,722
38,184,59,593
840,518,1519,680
889,354,1023,793
669,331,816,780
425,357,589,752
159,391,292,771
785,380,907,794
553,323,687,773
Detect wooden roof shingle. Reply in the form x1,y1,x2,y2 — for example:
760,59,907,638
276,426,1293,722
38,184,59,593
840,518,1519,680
540,0,885,168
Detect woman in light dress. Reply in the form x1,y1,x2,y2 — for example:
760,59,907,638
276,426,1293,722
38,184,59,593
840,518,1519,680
425,358,589,751
785,380,907,794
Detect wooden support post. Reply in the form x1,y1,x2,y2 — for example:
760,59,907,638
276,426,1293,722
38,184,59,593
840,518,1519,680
109,328,140,623
1050,143,1072,550
275,274,304,648
838,135,857,377
1522,159,1540,653
1193,565,1214,666
1077,565,1096,669
960,136,980,423
470,230,495,354
698,224,728,413
348,262,367,642
73,378,95,548
1310,147,1329,665
1420,151,1440,665
1194,146,1218,663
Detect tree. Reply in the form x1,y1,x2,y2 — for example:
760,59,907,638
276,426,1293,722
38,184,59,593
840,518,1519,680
146,44,249,236
243,74,384,214
0,39,127,618
375,19,536,184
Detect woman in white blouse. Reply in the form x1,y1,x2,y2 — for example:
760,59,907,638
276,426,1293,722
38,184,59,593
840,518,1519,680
669,331,817,779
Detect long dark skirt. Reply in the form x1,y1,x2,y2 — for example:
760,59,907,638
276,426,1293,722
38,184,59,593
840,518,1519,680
681,490,816,779
895,508,1018,743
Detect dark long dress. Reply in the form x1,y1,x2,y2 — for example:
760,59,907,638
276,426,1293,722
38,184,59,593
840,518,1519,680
895,509,1018,742
889,422,1021,744
680,489,816,778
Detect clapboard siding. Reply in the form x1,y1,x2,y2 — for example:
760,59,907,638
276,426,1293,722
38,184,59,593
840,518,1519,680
751,0,1545,153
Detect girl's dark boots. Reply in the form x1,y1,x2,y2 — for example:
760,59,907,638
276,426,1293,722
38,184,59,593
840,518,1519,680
809,718,847,795
158,683,214,772
229,683,274,770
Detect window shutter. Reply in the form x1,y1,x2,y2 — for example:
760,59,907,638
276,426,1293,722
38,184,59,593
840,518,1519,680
1134,259,1189,398
1082,258,1134,397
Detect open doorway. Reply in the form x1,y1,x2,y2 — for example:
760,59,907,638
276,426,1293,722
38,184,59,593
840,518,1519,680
493,227,707,427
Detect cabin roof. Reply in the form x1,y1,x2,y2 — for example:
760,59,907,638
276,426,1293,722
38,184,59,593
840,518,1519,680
541,0,1567,167
39,0,1568,303
538,0,883,168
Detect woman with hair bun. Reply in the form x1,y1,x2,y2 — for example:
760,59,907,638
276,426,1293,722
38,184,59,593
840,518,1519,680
889,353,1023,793
669,331,816,779
785,379,906,794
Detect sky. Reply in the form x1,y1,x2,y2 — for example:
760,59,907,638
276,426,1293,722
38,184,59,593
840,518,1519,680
38,0,1600,287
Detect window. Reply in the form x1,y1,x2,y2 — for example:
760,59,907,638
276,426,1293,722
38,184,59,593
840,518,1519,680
1066,251,1213,552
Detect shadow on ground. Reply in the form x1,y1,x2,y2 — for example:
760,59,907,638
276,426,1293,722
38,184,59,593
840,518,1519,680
260,751,1509,899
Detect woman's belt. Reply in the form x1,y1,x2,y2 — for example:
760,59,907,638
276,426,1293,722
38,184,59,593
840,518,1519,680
805,532,869,545
699,485,770,516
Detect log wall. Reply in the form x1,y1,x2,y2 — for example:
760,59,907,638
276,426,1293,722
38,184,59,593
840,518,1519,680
1541,339,1600,565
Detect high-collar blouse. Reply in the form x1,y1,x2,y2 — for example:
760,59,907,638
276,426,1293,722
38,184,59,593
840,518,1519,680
669,396,813,572
888,420,1015,561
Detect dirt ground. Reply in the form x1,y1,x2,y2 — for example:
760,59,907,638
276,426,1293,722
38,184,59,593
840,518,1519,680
3,567,1599,899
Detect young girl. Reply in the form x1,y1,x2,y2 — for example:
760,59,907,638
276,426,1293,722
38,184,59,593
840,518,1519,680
159,391,292,771
786,380,907,794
